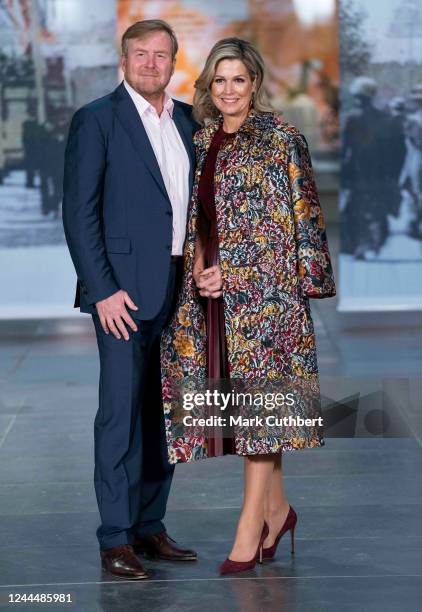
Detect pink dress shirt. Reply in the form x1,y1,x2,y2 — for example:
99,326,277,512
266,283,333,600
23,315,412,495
124,80,190,255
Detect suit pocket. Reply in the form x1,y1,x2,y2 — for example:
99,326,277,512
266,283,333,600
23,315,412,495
105,237,131,254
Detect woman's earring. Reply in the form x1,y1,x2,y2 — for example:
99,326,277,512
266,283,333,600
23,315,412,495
249,91,255,108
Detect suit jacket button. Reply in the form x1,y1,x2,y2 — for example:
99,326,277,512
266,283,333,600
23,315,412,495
166,210,172,216
166,245,171,250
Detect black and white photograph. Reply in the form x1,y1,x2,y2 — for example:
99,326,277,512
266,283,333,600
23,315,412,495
339,0,422,311
0,0,117,317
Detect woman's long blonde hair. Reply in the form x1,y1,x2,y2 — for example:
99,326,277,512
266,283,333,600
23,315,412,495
193,38,273,125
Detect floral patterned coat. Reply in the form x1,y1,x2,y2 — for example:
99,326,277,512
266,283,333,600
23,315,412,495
160,110,336,464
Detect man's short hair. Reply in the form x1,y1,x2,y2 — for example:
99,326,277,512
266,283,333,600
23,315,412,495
121,19,178,59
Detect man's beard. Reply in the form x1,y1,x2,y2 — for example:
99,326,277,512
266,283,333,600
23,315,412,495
135,78,166,98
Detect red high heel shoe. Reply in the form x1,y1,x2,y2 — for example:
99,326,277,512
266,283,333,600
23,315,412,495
262,506,297,560
219,522,269,575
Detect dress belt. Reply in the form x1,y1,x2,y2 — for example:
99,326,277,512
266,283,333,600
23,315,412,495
171,255,183,262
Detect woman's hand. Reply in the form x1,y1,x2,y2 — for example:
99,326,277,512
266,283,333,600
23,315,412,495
195,265,223,298
193,258,205,288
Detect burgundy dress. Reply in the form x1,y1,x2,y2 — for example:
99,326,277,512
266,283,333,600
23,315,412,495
197,125,235,457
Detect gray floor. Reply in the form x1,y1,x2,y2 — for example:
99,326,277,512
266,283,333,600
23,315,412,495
1,225,422,611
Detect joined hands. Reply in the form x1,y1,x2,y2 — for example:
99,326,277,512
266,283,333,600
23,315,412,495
193,264,223,299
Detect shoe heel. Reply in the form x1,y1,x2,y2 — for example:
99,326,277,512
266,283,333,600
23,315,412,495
290,526,295,555
256,522,268,565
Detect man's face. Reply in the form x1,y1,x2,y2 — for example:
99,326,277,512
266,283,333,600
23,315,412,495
121,31,175,98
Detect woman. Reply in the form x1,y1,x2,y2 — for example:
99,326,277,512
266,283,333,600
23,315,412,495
160,38,336,574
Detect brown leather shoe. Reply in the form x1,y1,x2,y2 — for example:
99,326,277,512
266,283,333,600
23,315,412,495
133,531,197,561
100,544,151,579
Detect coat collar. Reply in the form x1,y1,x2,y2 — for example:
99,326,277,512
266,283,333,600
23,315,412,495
172,102,195,176
194,109,278,152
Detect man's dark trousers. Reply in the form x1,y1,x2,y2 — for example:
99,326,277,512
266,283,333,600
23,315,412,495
62,82,197,550
92,260,180,550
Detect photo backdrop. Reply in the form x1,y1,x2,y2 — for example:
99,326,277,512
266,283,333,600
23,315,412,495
0,0,339,317
338,0,422,311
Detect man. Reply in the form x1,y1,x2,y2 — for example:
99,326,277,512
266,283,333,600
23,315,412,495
341,76,405,258
22,102,40,189
63,20,198,580
400,85,422,240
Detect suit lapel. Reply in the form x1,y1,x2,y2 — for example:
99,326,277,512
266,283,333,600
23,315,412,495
172,103,194,169
172,102,195,198
112,83,169,202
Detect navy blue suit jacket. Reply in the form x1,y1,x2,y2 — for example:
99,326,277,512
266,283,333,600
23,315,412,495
62,82,198,320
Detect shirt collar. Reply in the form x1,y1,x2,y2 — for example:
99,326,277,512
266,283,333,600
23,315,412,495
124,80,174,118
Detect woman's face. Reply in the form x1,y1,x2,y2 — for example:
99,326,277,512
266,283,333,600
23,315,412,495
210,59,255,122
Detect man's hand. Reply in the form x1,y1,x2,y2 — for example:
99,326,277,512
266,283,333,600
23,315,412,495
96,290,138,340
195,265,223,299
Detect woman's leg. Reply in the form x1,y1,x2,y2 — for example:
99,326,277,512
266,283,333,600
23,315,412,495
228,455,275,561
263,451,290,548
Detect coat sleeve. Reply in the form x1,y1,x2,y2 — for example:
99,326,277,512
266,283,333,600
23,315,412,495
287,133,336,299
62,108,120,305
